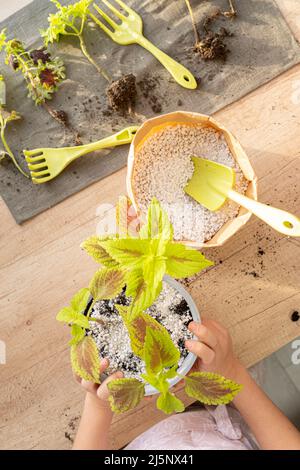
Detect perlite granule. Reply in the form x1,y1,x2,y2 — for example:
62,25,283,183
133,124,248,242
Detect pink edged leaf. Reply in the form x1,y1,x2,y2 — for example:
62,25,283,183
165,243,213,278
80,235,119,267
144,326,180,375
107,378,145,414
126,312,169,358
128,276,163,321
116,195,140,238
98,238,149,269
184,372,242,405
157,391,185,414
89,268,125,300
70,336,100,383
139,197,173,240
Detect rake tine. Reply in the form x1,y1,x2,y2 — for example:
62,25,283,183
32,175,53,184
113,0,134,15
23,149,44,158
27,162,49,171
24,156,47,164
100,0,126,20
30,169,51,178
90,9,116,39
92,3,118,29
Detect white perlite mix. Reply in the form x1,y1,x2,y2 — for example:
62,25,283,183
89,282,193,379
133,124,249,242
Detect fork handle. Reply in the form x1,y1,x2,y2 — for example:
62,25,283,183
69,126,139,156
137,36,197,90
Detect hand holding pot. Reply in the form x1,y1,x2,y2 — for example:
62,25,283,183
185,319,244,383
74,358,123,406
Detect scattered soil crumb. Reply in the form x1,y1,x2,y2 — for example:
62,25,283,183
194,27,232,61
137,74,163,113
64,432,73,443
247,271,260,278
106,74,137,114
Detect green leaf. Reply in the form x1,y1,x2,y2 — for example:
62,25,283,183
71,287,90,313
81,235,119,267
165,243,214,278
70,336,100,383
129,279,162,320
69,324,85,346
161,365,178,380
157,391,185,414
184,372,242,405
143,255,166,289
56,306,89,328
41,0,92,44
139,197,173,240
107,378,145,414
89,268,125,300
144,327,180,375
0,29,7,52
56,306,77,323
99,239,149,269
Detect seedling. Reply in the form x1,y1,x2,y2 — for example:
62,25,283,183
185,0,237,60
0,74,28,177
0,29,80,143
41,0,110,82
57,198,242,414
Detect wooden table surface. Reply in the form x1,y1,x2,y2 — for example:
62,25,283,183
0,0,299,450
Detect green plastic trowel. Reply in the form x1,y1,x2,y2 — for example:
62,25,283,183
184,156,300,237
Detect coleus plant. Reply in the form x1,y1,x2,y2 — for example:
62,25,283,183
0,28,80,142
41,0,110,82
57,197,242,414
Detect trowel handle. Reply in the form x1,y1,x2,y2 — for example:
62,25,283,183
227,189,300,237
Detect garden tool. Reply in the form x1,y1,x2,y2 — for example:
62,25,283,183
184,156,300,237
89,0,197,89
24,125,138,184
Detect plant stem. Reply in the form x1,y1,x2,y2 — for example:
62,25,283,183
185,0,201,45
228,0,237,16
78,34,111,82
0,120,29,178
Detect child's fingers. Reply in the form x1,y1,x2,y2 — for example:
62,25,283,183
97,371,123,400
99,358,109,374
188,322,218,349
185,339,215,364
81,380,98,394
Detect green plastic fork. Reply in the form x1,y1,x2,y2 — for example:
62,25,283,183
24,126,138,184
89,0,197,90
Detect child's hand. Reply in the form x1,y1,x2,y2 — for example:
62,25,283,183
74,358,123,408
185,318,243,382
